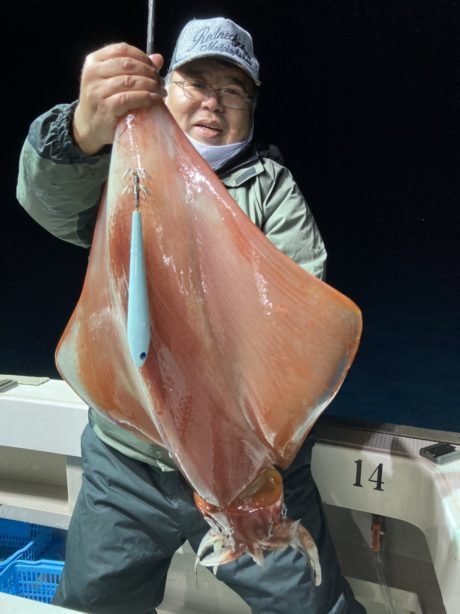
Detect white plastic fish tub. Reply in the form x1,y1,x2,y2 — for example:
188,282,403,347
0,377,459,613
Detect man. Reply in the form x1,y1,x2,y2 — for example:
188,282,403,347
17,16,365,614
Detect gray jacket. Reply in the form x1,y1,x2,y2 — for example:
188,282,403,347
17,102,327,468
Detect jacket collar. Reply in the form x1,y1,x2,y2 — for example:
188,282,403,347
217,142,284,187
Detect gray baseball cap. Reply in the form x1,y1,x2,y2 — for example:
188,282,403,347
169,17,261,86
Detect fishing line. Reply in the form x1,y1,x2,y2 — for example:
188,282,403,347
146,0,156,55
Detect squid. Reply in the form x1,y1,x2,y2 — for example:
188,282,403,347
55,101,362,586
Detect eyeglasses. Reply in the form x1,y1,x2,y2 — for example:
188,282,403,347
171,80,254,110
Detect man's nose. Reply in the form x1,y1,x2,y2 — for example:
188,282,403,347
202,88,224,111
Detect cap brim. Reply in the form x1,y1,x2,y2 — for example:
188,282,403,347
170,53,261,86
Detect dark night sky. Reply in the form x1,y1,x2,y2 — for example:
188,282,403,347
2,1,459,431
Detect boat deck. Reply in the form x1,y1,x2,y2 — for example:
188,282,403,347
0,377,458,612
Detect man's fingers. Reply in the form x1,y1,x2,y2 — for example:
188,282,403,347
107,90,164,118
97,74,162,96
149,53,165,72
90,42,154,66
85,56,157,80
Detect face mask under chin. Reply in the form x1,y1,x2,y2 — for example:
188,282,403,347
186,129,253,170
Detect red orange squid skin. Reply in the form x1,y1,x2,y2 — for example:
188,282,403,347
56,101,362,585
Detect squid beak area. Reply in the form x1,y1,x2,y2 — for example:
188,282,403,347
194,467,284,548
193,467,322,585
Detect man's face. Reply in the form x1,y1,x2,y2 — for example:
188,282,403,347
165,58,254,145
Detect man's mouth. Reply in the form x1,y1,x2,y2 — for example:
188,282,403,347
194,123,223,138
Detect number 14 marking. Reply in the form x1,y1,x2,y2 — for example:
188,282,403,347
353,460,385,491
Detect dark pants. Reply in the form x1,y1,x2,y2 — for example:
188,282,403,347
54,424,366,613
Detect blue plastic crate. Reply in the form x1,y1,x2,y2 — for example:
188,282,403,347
0,519,53,571
41,531,67,562
0,559,64,603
